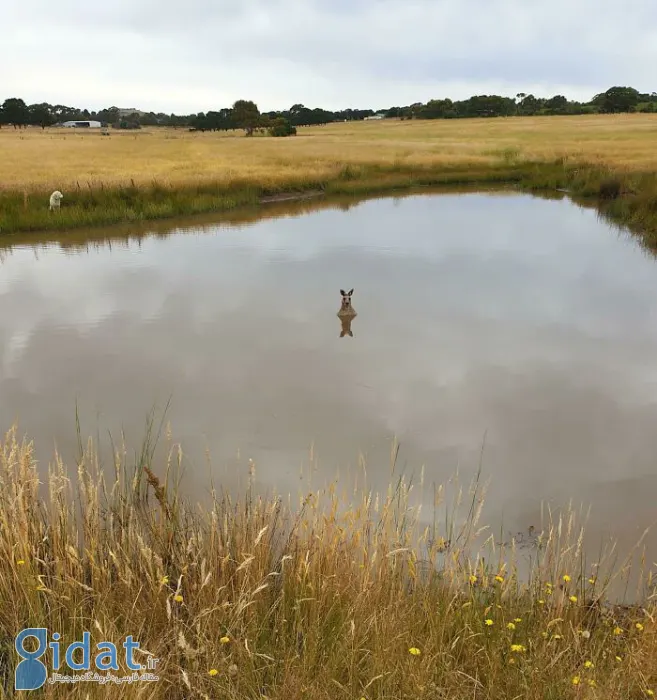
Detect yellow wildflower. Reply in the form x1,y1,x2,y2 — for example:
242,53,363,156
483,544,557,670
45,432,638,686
220,636,230,644
572,676,581,686
587,679,597,688
409,647,421,656
17,560,25,566
495,575,504,583
615,655,622,662
208,669,218,677
613,626,623,635
510,644,526,653
646,691,654,697
636,622,645,632
506,622,516,630
563,575,571,583
588,577,596,585
569,595,578,603
469,574,477,584
173,594,183,603
485,619,494,626
584,660,594,669
514,618,522,623
160,575,169,585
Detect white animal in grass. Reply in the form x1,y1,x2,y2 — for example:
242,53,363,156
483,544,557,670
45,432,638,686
49,190,63,211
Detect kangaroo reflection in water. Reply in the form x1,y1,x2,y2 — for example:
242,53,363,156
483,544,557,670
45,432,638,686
337,288,357,338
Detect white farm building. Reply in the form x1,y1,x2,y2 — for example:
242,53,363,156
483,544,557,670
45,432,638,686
60,120,103,128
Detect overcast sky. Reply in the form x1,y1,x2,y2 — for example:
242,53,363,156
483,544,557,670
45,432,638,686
3,0,656,113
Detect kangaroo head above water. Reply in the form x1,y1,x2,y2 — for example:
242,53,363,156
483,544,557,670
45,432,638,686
339,288,355,314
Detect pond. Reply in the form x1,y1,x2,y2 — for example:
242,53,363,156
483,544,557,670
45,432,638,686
2,189,657,570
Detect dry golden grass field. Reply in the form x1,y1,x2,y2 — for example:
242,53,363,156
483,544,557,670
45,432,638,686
1,114,656,192
1,113,657,240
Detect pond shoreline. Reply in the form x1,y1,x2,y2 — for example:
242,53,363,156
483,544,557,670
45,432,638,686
1,160,656,252
259,190,325,204
3,170,657,697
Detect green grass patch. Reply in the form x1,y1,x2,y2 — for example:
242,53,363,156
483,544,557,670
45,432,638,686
2,162,657,256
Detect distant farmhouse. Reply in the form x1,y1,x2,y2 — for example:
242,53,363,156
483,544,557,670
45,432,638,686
117,108,147,118
364,112,387,120
59,120,103,128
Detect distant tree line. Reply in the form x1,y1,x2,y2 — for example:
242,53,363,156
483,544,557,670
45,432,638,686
1,87,655,136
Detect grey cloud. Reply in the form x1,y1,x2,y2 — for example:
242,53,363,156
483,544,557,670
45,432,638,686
2,0,656,110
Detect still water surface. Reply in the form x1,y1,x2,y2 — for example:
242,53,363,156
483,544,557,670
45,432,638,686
2,190,657,563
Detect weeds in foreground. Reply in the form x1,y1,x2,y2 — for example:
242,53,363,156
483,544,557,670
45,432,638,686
0,422,656,699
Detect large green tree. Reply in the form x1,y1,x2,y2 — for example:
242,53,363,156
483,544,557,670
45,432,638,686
29,103,55,129
268,117,296,137
0,97,29,128
516,94,542,115
232,99,260,136
595,86,640,113
544,95,569,114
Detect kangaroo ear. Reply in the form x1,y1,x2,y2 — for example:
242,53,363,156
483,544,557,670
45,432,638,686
340,289,346,296
347,289,354,296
